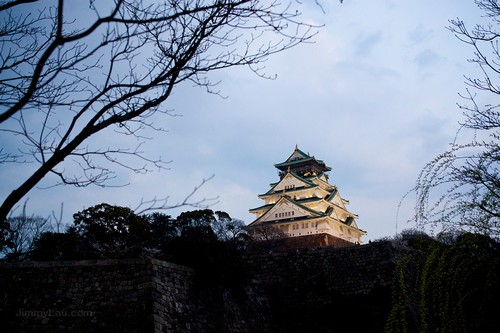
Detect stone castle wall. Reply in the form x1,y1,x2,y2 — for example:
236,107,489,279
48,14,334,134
1,241,397,333
1,259,155,332
0,258,270,333
247,241,397,333
254,233,358,251
249,240,395,295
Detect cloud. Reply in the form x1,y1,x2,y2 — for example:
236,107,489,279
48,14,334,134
414,49,442,69
408,25,434,44
354,32,383,57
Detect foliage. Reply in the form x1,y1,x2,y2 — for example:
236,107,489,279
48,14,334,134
412,0,499,238
0,200,52,259
386,231,500,333
247,224,286,241
29,231,97,261
72,203,152,258
2,215,50,261
175,209,248,243
156,209,251,286
28,205,252,286
212,210,248,243
0,219,10,253
144,212,178,247
0,0,324,223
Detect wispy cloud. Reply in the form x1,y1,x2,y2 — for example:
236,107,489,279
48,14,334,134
355,32,383,57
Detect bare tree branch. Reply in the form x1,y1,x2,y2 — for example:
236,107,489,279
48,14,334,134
134,174,219,215
0,0,326,222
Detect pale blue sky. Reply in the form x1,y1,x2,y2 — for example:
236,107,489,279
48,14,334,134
0,0,487,242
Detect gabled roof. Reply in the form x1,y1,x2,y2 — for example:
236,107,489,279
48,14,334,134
248,195,325,226
282,146,310,162
307,174,334,191
274,146,331,172
260,171,317,196
248,203,274,213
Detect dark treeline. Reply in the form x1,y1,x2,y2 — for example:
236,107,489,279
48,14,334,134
3,204,253,287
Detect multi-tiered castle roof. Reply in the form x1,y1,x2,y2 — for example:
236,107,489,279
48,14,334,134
248,146,366,246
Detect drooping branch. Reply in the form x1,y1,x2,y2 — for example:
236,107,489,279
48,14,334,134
408,1,499,238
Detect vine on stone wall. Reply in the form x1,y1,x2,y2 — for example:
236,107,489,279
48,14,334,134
385,248,424,333
386,233,500,333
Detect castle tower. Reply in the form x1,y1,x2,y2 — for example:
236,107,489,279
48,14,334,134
248,146,366,247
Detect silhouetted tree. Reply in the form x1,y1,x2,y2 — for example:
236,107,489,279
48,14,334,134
248,224,286,241
212,210,248,243
72,203,151,258
413,0,499,238
23,205,253,284
176,209,217,230
29,230,96,261
0,200,51,260
160,209,252,286
143,212,177,248
0,0,325,224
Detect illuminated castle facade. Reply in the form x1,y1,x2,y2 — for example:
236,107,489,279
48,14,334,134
248,146,366,246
